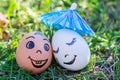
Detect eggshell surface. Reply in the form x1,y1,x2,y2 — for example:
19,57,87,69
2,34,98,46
52,29,90,71
16,31,52,74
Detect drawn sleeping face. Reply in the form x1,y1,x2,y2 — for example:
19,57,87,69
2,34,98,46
52,29,90,71
16,32,52,74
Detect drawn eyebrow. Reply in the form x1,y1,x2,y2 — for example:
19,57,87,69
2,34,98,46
43,38,49,42
26,36,35,39
66,38,76,45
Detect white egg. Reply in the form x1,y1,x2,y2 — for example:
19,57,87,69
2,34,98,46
52,29,90,71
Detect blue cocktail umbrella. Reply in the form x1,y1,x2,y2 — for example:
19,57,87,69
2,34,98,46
40,3,94,36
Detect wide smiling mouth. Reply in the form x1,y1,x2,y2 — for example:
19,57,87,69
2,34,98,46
63,55,77,65
28,56,48,68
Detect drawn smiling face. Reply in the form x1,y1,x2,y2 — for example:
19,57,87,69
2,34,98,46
16,32,52,74
52,29,90,71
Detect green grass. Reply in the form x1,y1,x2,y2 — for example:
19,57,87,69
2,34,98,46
0,0,120,80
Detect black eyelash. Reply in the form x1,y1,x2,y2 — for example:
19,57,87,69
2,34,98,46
66,38,76,45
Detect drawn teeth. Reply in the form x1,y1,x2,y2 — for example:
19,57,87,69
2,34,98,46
28,56,46,64
36,61,42,64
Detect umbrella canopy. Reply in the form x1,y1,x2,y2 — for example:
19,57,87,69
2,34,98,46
40,3,94,36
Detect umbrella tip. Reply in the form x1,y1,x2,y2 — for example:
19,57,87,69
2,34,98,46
70,3,77,10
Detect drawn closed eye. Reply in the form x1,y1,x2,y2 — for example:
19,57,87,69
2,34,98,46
53,47,59,54
66,38,76,45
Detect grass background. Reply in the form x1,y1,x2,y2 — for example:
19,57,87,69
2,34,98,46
0,0,120,80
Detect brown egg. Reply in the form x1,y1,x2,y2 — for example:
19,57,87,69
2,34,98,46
16,31,52,74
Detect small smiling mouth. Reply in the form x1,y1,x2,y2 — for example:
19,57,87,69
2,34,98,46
28,56,48,68
63,55,77,65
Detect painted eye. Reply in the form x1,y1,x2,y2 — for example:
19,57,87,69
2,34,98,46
26,41,35,49
44,43,50,51
66,38,76,45
53,47,59,54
